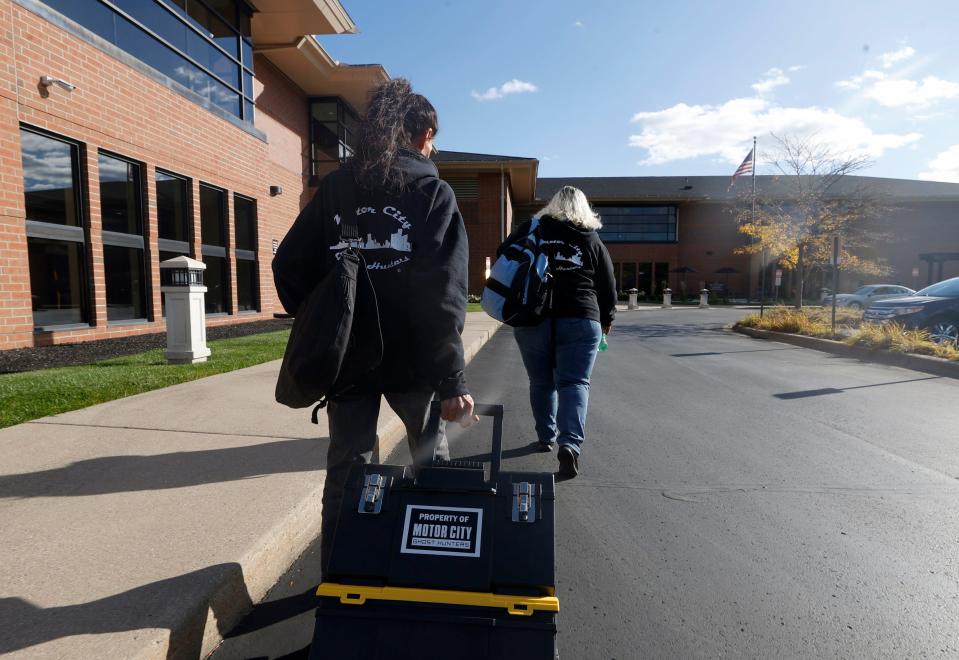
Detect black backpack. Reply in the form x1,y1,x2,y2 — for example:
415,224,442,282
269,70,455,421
480,218,552,327
274,221,383,416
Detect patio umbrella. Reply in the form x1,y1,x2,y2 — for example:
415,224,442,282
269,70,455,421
670,266,697,295
714,266,740,293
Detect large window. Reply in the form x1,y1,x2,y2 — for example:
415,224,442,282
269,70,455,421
310,98,358,176
233,194,258,312
21,128,89,328
43,0,254,122
157,170,191,316
597,206,678,243
199,184,229,314
99,152,147,321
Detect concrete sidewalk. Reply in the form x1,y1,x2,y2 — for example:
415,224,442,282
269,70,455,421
0,313,501,660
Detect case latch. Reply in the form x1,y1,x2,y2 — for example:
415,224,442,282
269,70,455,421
512,482,536,523
359,473,389,514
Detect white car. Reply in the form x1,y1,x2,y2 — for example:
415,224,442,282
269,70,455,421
822,284,915,310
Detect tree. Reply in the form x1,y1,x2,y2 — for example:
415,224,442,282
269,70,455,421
734,134,894,307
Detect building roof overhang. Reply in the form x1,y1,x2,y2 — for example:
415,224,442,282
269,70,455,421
432,152,540,205
256,36,388,114
250,0,356,43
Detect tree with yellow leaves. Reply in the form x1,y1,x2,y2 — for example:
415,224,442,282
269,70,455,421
734,134,894,307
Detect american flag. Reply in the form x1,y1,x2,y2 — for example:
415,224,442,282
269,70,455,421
728,148,754,190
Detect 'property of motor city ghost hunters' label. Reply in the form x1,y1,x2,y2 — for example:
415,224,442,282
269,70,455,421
400,505,483,557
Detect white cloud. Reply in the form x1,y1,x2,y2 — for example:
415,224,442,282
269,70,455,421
628,97,921,166
880,46,916,69
788,65,805,72
864,75,959,108
751,68,790,94
835,69,885,90
918,144,959,182
573,20,584,27
471,79,538,101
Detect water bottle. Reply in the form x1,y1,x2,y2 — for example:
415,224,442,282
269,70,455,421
598,334,608,352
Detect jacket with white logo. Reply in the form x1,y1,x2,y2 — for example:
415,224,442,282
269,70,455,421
499,215,617,327
273,151,469,399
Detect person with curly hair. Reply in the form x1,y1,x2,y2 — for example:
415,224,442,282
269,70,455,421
273,79,474,572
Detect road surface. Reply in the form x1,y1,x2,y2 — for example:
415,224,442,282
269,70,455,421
214,308,959,659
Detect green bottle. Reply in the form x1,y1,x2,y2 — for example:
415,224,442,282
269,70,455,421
598,334,608,352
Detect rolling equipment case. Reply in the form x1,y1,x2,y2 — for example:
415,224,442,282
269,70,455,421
309,403,558,659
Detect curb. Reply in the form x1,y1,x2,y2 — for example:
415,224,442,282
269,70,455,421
734,326,959,380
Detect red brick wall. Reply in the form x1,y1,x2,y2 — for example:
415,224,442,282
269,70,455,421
460,173,506,294
0,1,317,348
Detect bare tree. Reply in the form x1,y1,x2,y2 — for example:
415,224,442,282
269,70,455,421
734,134,894,307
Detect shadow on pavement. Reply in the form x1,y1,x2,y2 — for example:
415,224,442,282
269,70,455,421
774,375,941,400
613,323,729,339
671,347,801,357
0,563,253,659
0,437,327,498
455,441,543,464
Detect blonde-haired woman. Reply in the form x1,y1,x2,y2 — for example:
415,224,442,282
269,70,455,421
499,186,617,477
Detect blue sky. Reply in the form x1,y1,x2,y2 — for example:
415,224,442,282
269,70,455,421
319,0,959,182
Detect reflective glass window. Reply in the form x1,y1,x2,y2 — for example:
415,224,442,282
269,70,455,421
21,130,81,227
204,255,229,313
28,238,87,327
47,0,252,122
597,207,678,243
236,259,257,312
104,244,147,320
99,153,142,235
157,171,190,242
200,185,226,247
233,195,256,251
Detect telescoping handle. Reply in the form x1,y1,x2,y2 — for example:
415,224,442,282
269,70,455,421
428,401,504,479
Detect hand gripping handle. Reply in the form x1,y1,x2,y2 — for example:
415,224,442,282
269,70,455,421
429,401,504,480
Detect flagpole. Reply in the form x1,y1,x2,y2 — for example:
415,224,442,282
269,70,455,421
754,136,765,318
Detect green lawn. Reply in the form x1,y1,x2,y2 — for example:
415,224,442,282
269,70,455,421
0,330,290,429
467,303,483,313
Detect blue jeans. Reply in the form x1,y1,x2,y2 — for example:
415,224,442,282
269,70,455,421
513,317,602,454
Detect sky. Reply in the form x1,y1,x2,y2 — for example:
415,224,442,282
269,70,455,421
319,0,959,182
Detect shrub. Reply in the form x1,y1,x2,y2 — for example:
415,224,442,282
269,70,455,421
736,308,959,361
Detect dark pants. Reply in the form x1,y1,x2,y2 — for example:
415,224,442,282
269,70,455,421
320,389,450,573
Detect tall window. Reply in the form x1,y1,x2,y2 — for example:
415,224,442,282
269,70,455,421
156,170,191,315
597,206,678,243
309,98,358,176
21,128,89,328
233,194,258,312
99,152,147,321
199,184,229,314
43,0,254,122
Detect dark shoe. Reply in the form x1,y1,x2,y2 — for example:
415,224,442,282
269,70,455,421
538,442,554,453
557,446,579,477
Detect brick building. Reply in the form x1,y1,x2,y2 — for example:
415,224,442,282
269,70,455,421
0,0,384,349
2,0,958,351
527,176,959,301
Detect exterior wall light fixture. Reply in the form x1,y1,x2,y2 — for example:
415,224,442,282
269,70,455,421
269,185,283,196
39,75,76,92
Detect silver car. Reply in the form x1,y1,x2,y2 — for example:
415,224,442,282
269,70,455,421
822,284,915,310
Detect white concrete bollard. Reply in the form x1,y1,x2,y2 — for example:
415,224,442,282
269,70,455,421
699,289,710,308
628,288,639,310
662,288,672,309
160,256,211,364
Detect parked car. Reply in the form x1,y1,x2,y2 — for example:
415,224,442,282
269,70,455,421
822,284,915,310
863,277,959,346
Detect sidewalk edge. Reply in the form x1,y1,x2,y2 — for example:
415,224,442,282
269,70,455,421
733,326,959,380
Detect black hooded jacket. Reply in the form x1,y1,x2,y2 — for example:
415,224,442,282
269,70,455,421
499,215,617,328
273,151,469,400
